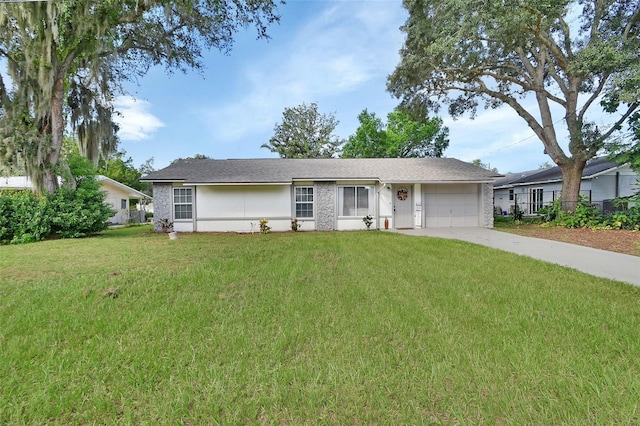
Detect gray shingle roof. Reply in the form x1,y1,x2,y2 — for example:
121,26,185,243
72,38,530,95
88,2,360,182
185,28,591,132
142,158,502,184
494,157,621,188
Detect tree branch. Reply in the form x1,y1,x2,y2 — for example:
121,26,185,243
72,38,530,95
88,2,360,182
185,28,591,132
597,102,640,144
577,75,608,124
115,2,151,25
558,15,574,58
624,2,640,39
0,72,9,107
542,49,569,96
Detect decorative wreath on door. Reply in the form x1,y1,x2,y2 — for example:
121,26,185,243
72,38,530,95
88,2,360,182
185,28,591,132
397,188,408,201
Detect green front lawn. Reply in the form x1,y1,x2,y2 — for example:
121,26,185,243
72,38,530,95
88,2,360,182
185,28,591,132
1,226,639,424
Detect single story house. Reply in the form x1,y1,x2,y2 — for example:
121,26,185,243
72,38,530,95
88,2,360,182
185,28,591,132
494,157,639,215
141,158,502,233
96,176,152,224
0,175,151,225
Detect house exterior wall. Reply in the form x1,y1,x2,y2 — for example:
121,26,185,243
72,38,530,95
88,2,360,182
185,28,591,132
495,166,639,215
153,183,173,232
494,182,563,215
102,181,130,224
378,185,393,229
482,183,494,228
592,167,638,201
196,185,292,232
152,180,494,233
316,182,335,231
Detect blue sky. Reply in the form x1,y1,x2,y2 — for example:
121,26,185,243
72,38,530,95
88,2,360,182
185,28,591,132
111,0,590,174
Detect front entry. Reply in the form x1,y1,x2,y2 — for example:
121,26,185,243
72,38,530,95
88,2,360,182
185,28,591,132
393,185,413,229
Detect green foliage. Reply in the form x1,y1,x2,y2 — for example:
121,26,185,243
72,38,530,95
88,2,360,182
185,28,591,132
388,0,639,210
259,218,271,234
556,202,603,229
540,199,640,230
99,150,153,194
49,184,113,239
170,154,212,164
342,109,449,158
472,159,499,173
261,102,343,158
50,155,114,238
0,154,114,244
0,0,280,192
604,206,640,231
0,190,51,244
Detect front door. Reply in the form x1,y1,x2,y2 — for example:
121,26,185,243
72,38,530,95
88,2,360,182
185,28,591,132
393,185,413,229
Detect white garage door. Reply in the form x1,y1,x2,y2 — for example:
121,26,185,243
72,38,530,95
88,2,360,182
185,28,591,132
423,184,479,227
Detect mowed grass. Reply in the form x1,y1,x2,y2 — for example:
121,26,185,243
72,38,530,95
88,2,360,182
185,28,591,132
1,226,639,424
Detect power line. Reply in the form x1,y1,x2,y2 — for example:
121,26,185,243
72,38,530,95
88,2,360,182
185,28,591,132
475,116,565,159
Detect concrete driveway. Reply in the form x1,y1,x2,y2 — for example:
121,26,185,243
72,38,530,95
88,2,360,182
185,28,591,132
394,227,640,287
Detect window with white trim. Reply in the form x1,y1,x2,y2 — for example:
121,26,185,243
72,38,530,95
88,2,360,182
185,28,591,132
173,187,193,220
339,186,372,216
295,186,314,218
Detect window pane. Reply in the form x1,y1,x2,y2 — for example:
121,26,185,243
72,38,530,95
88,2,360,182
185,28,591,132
357,187,369,215
296,203,313,218
173,188,193,219
295,187,313,218
174,204,192,219
295,187,313,202
342,187,355,216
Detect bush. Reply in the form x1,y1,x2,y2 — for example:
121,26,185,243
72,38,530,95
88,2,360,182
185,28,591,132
0,190,51,244
538,197,640,230
0,191,16,243
50,177,114,238
604,206,640,230
0,155,114,244
555,201,603,228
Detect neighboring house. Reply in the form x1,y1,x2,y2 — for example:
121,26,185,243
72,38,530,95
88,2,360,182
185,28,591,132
494,157,639,215
0,175,151,225
141,158,502,233
96,176,152,224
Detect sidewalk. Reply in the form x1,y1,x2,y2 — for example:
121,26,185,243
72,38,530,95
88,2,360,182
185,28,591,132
394,228,640,287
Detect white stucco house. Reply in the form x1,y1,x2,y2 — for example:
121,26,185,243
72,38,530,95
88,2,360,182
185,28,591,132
0,175,151,225
141,158,502,233
96,176,152,224
494,157,639,215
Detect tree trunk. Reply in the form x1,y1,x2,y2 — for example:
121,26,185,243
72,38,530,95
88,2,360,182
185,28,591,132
41,76,65,194
558,158,587,212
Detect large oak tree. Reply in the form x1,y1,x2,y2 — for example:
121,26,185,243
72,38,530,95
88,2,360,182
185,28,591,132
0,0,280,193
388,0,639,210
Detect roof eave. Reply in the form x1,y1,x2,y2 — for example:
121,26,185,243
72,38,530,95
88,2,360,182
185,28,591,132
188,181,292,186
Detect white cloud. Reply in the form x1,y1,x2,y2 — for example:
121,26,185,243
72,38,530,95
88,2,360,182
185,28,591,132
201,2,407,143
114,96,165,141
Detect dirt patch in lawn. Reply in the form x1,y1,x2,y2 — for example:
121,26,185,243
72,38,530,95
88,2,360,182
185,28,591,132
496,224,640,257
